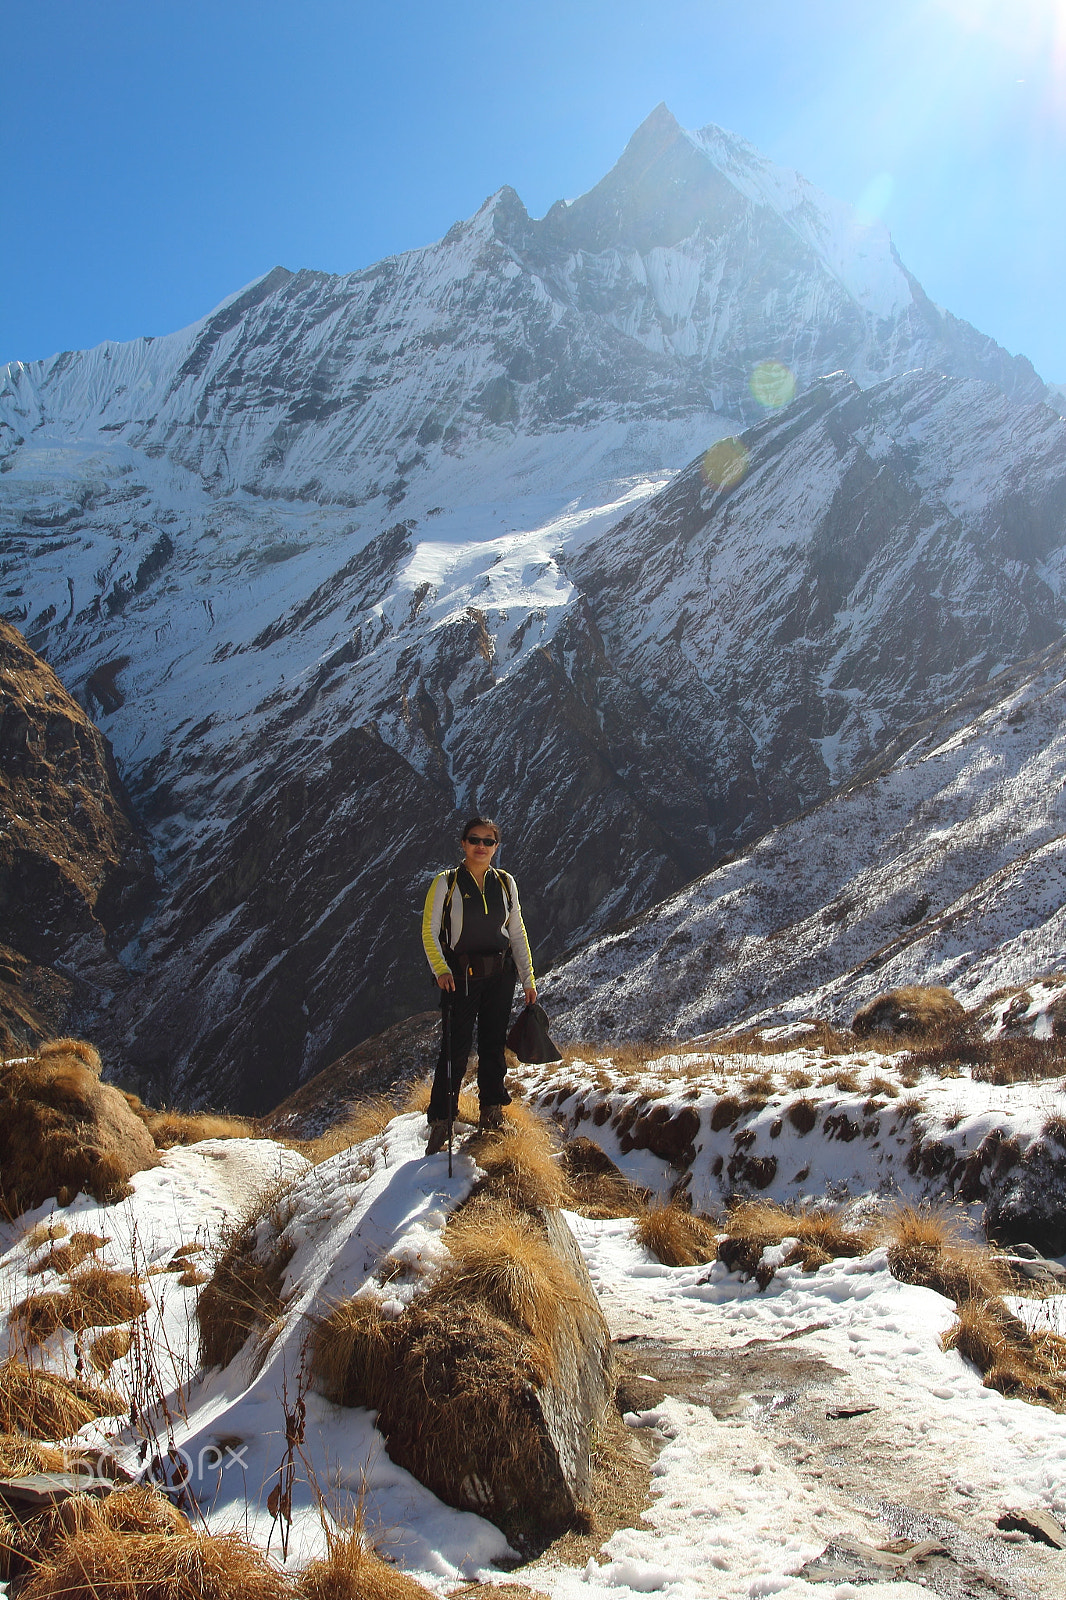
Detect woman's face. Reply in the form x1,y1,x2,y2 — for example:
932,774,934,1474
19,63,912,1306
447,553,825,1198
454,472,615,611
462,828,499,871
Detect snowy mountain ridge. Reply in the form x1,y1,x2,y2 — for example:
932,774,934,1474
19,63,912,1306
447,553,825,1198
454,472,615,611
1,105,1064,1106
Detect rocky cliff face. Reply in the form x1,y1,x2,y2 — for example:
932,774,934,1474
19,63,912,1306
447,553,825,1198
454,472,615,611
0,108,1062,1108
103,367,1066,1113
0,621,155,1054
541,632,1066,1042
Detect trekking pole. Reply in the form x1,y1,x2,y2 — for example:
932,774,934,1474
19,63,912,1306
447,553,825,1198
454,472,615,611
444,988,454,1179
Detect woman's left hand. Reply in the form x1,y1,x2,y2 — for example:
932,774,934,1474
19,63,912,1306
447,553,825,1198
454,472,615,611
524,984,537,1006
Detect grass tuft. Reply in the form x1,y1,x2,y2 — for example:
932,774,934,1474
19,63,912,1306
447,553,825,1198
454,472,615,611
145,1109,258,1148
885,1207,1006,1303
309,1297,395,1409
196,1183,296,1369
853,985,966,1039
29,1231,109,1277
0,1432,68,1477
469,1103,567,1214
0,1359,123,1439
88,1325,134,1374
296,1524,436,1600
301,1097,396,1163
717,1198,876,1285
0,1039,160,1214
786,1097,818,1135
17,1510,288,1600
943,1300,1066,1406
434,1202,586,1354
9,1268,149,1348
635,1203,718,1268
558,1138,649,1220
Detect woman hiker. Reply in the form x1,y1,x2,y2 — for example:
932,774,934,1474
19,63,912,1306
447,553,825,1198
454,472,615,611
421,817,537,1152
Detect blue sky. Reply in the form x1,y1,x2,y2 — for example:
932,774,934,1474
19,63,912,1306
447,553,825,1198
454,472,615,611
4,0,1065,380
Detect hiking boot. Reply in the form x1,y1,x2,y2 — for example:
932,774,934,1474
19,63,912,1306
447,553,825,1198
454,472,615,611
478,1104,505,1132
425,1120,449,1155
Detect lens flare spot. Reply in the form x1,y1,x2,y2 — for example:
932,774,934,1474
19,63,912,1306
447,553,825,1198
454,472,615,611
855,172,894,228
701,437,749,491
749,361,796,409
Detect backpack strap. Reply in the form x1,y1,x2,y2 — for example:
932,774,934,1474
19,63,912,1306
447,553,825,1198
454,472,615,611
439,868,459,953
493,868,514,914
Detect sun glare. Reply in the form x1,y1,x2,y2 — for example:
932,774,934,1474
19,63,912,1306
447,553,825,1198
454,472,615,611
935,0,1066,88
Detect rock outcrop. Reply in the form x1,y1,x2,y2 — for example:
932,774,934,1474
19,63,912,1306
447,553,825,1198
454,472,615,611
0,622,155,1054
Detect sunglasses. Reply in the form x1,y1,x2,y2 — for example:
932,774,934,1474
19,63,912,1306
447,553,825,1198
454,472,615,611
465,835,498,848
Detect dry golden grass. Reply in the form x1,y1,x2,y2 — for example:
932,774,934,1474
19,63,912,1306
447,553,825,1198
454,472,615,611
311,1097,608,1548
10,1267,149,1348
884,1206,1007,1304
853,985,967,1039
711,1020,855,1057
0,1359,124,1439
867,1074,900,1099
558,1138,649,1220
401,1078,433,1114
0,1431,67,1476
786,1097,818,1135
18,1518,288,1600
468,1102,567,1214
943,1300,1066,1406
296,1525,436,1600
384,1296,569,1528
401,1080,480,1126
311,1289,569,1537
22,1219,69,1249
718,1198,876,1284
435,1202,586,1353
635,1203,718,1267
5,1481,205,1586
35,1037,103,1075
302,1096,397,1164
29,1230,109,1276
783,1067,813,1089
1043,1114,1066,1146
0,1040,159,1214
310,1296,395,1408
709,1095,744,1131
197,1183,296,1369
88,1325,134,1374
897,1030,1064,1084
145,1109,258,1148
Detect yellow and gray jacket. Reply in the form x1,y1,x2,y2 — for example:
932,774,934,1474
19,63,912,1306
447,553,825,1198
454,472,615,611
422,865,535,988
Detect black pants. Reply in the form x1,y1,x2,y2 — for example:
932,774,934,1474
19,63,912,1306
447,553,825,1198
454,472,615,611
428,967,516,1120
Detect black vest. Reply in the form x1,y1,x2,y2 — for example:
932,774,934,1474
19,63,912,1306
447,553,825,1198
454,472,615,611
452,867,509,954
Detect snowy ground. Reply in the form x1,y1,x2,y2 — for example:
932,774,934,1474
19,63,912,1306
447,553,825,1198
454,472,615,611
2,1094,1066,1599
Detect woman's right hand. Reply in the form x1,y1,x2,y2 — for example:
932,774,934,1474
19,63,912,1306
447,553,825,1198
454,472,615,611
437,972,456,991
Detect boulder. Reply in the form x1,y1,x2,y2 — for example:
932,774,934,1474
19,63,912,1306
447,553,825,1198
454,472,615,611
312,1191,613,1552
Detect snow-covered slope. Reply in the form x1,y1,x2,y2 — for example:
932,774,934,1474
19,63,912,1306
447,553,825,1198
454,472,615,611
544,634,1066,1041
3,1109,1066,1599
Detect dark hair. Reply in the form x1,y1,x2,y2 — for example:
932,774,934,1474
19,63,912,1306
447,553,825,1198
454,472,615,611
462,815,500,842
